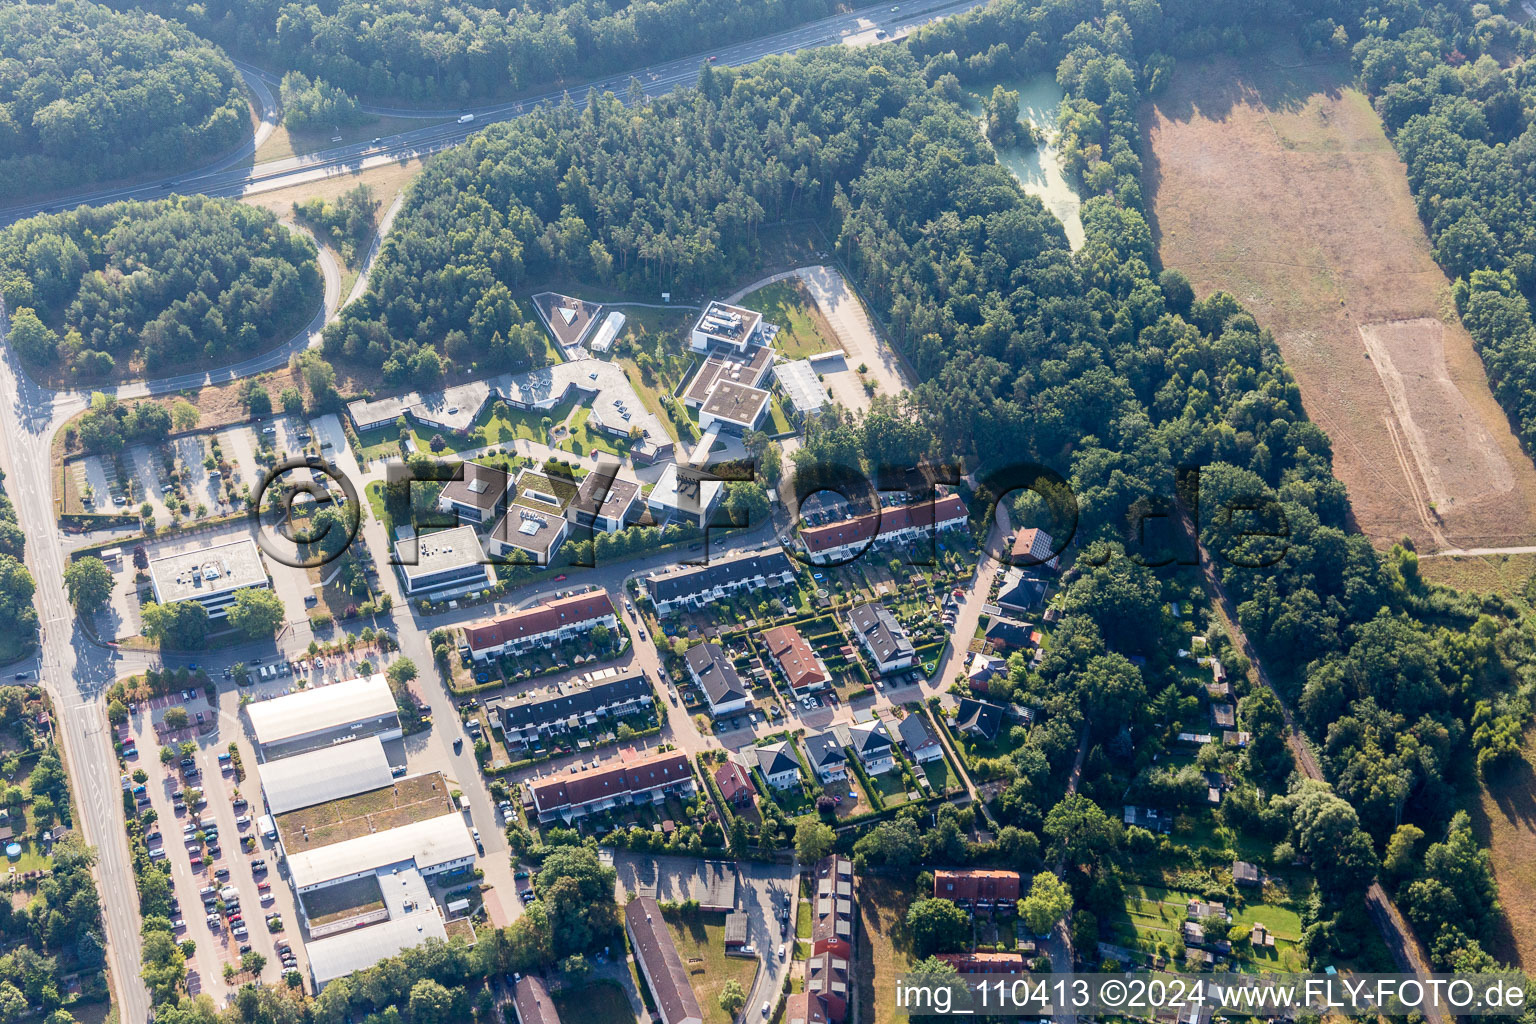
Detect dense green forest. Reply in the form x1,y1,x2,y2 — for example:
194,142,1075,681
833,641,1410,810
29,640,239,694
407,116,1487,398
108,0,839,105
326,0,1531,977
0,0,248,201
0,196,322,380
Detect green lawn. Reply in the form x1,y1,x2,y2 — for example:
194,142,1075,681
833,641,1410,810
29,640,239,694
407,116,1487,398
664,910,760,1024
796,897,812,939
412,398,572,454
870,768,911,807
766,397,794,435
551,980,633,1024
556,404,624,458
920,753,961,795
742,279,839,359
1231,901,1303,941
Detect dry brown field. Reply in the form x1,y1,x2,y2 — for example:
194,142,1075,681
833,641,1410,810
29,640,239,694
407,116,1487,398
1144,52,1536,551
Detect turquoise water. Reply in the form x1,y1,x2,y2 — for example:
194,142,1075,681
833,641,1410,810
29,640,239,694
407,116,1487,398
962,74,1085,250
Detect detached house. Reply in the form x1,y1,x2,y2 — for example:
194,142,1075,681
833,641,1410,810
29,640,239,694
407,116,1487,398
847,603,916,675
763,625,830,694
714,759,755,808
683,642,750,718
1009,528,1061,570
954,697,1005,742
896,713,943,764
801,729,847,783
751,741,802,791
836,721,896,775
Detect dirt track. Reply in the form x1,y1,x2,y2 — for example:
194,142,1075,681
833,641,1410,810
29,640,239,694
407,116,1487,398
1143,51,1536,551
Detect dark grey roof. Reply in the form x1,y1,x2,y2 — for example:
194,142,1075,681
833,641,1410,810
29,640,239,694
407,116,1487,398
955,698,1004,741
997,570,1047,611
684,642,749,707
983,616,1033,648
753,741,800,778
648,551,794,604
803,729,847,770
439,460,509,513
848,603,915,664
897,714,938,753
491,672,649,731
846,721,891,757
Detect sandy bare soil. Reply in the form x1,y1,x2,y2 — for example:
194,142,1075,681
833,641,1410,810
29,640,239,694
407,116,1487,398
1143,52,1536,550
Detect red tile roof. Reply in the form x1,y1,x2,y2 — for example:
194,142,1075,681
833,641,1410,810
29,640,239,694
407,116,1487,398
936,952,1030,973
463,591,614,653
763,625,828,691
799,495,967,555
530,750,692,813
934,869,1021,902
714,761,754,805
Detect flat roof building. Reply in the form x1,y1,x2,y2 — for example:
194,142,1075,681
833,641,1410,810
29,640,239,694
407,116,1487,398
566,468,641,534
396,525,493,597
245,674,402,760
588,311,626,354
147,538,269,620
684,346,774,407
690,301,764,354
437,461,510,525
626,896,704,1024
286,811,478,892
258,735,394,815
699,379,770,435
774,359,830,418
489,469,576,564
646,463,725,529
306,910,449,989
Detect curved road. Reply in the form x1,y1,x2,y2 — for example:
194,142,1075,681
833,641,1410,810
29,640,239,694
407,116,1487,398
0,0,988,226
0,0,988,1017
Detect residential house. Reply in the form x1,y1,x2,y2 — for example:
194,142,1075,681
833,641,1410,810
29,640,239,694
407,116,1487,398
847,603,916,675
714,760,755,808
996,569,1048,615
803,949,851,1024
1232,861,1261,887
836,720,896,775
437,461,510,525
683,642,750,717
954,697,1004,742
935,952,1029,974
1123,805,1172,834
1009,527,1061,570
625,896,704,1024
527,749,696,822
489,670,651,750
1187,899,1228,923
797,494,968,562
896,713,943,764
801,729,847,783
763,624,830,694
513,976,561,1024
983,616,1036,652
1211,703,1236,729
967,652,1007,690
751,742,802,790
645,551,796,615
812,855,855,957
462,591,617,661
934,869,1021,909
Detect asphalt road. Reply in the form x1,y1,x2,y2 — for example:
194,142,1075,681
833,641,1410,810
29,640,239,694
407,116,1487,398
0,0,990,226
0,0,997,1016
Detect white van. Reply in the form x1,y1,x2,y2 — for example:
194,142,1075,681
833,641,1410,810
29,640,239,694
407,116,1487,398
458,113,475,124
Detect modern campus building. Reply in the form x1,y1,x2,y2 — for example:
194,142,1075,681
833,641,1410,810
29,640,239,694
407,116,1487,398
462,591,617,661
645,463,725,528
285,813,478,893
147,538,270,620
437,461,510,524
565,467,641,534
773,358,831,419
244,675,402,760
395,525,493,597
489,469,576,564
690,301,764,354
257,735,395,815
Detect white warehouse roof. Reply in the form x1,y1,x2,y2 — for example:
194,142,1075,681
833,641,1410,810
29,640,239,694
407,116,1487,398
286,812,477,890
305,911,449,987
259,736,394,815
246,675,397,748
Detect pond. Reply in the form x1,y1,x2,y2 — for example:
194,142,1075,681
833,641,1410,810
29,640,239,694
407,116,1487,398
962,73,1085,250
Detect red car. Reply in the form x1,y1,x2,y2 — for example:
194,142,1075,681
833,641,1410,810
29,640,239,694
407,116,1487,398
553,574,566,582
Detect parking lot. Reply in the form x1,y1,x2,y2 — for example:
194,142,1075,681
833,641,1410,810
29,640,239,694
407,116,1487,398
122,690,310,1001
65,414,321,522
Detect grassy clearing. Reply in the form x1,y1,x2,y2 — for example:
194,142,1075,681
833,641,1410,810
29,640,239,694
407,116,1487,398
856,876,916,1024
742,279,839,359
552,980,634,1024
1473,724,1536,967
664,910,760,1024
1417,552,1536,597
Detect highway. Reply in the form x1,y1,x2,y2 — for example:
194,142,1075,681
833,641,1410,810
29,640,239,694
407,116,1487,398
0,0,988,226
